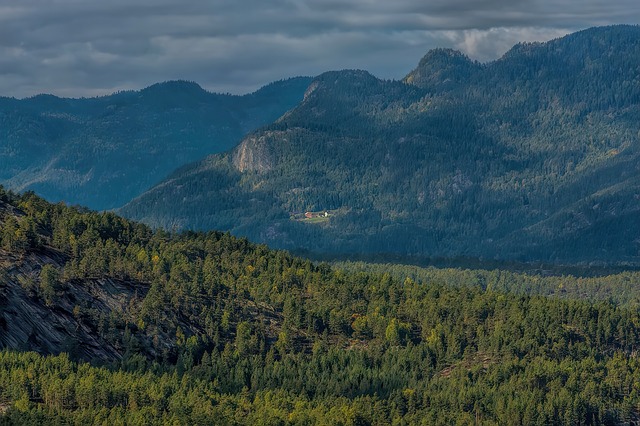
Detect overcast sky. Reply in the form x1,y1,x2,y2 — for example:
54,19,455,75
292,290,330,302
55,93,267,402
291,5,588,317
1,0,638,98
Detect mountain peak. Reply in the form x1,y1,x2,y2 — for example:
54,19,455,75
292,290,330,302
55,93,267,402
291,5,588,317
404,48,480,90
248,76,313,98
572,24,640,38
141,80,207,95
500,24,640,62
140,80,210,97
314,69,379,86
300,69,381,102
419,48,469,62
135,80,214,108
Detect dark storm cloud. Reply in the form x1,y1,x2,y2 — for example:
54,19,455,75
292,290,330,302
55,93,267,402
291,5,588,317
0,0,637,98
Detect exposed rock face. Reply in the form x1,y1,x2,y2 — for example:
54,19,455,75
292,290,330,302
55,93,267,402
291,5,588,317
232,131,285,173
303,81,320,101
0,248,146,362
0,239,222,363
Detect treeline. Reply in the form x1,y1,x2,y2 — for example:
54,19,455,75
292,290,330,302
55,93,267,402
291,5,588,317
335,261,640,308
2,188,640,423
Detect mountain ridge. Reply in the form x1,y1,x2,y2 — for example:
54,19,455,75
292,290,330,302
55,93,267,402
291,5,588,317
0,77,313,210
121,25,640,265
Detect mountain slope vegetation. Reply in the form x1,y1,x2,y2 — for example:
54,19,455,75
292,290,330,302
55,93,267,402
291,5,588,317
0,77,312,210
121,25,640,265
2,188,640,423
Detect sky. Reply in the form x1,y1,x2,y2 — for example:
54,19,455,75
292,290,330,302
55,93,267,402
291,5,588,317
0,0,638,98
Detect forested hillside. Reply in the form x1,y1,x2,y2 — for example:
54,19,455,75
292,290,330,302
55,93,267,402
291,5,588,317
121,25,640,265
335,261,640,309
0,77,311,210
2,188,640,423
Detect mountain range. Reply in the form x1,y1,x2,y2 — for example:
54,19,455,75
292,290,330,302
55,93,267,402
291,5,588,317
0,77,311,210
120,25,640,265
3,24,640,424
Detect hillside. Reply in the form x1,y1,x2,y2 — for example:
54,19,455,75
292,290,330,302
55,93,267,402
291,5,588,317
121,25,640,265
0,77,312,210
3,188,640,423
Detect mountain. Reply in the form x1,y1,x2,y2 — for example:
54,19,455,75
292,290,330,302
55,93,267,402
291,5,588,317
0,77,312,210
121,25,640,265
3,188,640,423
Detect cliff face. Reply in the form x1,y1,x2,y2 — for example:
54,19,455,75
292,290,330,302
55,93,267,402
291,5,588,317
0,241,214,363
0,248,148,362
232,131,286,173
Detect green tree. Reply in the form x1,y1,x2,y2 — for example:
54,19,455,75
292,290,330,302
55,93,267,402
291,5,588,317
39,264,60,306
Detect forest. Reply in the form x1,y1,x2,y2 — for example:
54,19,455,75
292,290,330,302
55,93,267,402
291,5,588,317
2,187,640,424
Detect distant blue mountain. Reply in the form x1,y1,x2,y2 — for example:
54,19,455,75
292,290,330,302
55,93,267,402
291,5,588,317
0,77,312,209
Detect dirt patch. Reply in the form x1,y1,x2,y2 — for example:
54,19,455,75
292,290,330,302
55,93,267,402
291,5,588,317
438,352,497,378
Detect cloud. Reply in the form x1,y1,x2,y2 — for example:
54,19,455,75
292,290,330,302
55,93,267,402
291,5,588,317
441,27,573,61
0,0,638,98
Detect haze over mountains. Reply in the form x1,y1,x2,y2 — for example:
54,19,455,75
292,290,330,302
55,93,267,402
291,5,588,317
121,25,640,265
0,77,312,210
